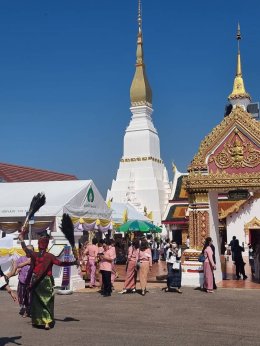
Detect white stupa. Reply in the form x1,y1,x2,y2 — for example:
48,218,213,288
107,1,171,226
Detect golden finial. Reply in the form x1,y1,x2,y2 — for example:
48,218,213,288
130,0,152,107
228,23,251,101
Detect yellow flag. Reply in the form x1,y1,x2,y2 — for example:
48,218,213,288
122,209,128,223
107,199,111,209
147,211,153,220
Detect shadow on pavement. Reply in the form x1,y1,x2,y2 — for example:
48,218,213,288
0,336,22,346
54,317,80,322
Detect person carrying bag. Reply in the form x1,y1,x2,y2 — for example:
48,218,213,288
165,242,182,293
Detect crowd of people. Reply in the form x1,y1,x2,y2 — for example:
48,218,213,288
1,232,260,331
80,237,183,296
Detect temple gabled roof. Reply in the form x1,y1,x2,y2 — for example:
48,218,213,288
188,106,260,172
162,167,189,224
0,162,77,182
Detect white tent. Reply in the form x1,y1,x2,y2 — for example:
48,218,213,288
110,202,149,224
0,180,111,222
0,180,111,291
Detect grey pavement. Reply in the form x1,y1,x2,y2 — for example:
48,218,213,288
0,287,260,346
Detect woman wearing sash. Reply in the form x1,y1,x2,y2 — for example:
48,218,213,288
165,242,182,293
119,239,139,294
203,237,216,293
139,240,152,296
18,231,78,329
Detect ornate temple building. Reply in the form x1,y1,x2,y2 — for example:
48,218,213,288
107,1,171,226
163,25,260,284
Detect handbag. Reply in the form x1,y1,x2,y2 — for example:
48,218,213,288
198,254,205,262
136,249,141,271
172,261,180,271
136,261,141,271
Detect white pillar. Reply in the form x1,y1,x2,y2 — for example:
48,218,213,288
208,191,222,283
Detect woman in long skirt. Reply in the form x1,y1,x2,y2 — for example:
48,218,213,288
166,242,182,293
203,237,216,293
119,239,140,294
151,238,160,263
19,232,78,329
139,240,152,296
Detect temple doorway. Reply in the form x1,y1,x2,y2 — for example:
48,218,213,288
172,229,182,245
250,229,260,248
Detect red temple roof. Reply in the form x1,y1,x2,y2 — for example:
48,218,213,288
0,162,77,182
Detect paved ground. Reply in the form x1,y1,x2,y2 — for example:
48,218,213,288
1,287,260,346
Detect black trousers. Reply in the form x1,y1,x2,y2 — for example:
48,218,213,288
100,270,111,295
235,261,245,278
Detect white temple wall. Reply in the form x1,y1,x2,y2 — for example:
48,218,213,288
226,198,260,246
124,130,160,158
107,160,170,225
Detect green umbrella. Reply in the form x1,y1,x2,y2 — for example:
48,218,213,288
117,220,162,233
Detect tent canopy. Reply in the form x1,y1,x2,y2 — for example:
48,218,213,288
0,180,111,220
110,202,149,224
118,220,162,233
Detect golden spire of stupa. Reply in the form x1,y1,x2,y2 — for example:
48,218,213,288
228,23,251,101
130,0,152,107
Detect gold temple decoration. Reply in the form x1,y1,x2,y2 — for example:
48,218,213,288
185,171,260,192
209,129,260,169
244,217,260,236
228,23,251,101
121,156,162,164
188,106,260,172
219,199,248,220
189,192,209,204
130,0,153,107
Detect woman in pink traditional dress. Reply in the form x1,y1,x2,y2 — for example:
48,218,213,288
85,238,98,288
119,239,140,294
139,239,152,296
203,237,216,293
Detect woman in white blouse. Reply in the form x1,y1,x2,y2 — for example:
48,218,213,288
166,242,182,293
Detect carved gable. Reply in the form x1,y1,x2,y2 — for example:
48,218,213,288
188,106,260,173
208,128,260,174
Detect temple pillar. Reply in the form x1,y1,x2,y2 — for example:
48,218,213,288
188,192,210,249
208,191,222,282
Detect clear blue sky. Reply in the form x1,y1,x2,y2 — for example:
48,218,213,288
0,0,260,197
